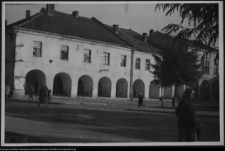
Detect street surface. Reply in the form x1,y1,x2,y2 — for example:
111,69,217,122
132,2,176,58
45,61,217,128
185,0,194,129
4,98,220,144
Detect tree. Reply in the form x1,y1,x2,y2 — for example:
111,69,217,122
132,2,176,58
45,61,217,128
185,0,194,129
151,45,203,87
150,37,203,107
155,3,219,50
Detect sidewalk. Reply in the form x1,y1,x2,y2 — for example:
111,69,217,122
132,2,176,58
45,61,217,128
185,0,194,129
5,96,220,117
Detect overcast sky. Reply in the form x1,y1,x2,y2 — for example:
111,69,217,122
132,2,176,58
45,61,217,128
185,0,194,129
4,2,183,35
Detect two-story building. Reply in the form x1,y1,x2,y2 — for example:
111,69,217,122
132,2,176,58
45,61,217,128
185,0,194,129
5,4,132,99
5,4,161,100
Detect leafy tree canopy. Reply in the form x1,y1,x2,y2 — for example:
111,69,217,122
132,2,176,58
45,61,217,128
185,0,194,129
155,3,218,50
150,39,203,88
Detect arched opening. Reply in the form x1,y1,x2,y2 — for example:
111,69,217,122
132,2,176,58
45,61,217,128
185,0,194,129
175,85,185,99
77,75,93,97
25,70,46,95
53,77,63,94
53,73,72,97
116,78,128,98
164,86,172,99
201,80,209,101
133,79,145,98
149,82,159,99
212,81,219,101
98,77,111,97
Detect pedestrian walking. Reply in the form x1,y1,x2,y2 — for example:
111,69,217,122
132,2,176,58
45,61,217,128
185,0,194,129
48,89,52,102
172,94,177,107
5,85,10,98
38,85,49,107
175,88,196,142
138,93,145,107
28,85,34,101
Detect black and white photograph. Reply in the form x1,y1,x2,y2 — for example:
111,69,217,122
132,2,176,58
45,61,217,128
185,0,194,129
2,1,224,147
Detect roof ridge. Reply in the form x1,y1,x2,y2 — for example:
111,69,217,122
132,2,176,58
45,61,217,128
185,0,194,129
54,9,91,19
102,24,128,31
128,29,142,36
15,11,44,28
92,17,133,47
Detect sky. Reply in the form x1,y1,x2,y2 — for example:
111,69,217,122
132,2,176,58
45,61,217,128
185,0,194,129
4,2,183,36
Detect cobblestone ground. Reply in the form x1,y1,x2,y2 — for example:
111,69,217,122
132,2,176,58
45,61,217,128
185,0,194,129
50,97,177,111
20,95,219,111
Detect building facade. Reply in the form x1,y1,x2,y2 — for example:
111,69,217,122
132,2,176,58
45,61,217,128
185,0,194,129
5,4,160,100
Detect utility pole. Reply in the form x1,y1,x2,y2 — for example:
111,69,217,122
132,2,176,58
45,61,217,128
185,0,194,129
129,46,135,100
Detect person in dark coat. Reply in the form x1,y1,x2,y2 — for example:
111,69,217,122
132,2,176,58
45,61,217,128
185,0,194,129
28,85,34,101
38,85,49,107
48,89,51,102
175,88,196,142
5,85,10,98
138,93,145,107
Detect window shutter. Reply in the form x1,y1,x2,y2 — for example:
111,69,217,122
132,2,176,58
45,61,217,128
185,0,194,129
89,50,91,62
84,53,86,62
67,46,69,60
108,53,110,65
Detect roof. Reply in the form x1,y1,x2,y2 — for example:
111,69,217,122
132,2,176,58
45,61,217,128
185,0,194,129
6,8,130,48
101,24,160,54
148,31,219,52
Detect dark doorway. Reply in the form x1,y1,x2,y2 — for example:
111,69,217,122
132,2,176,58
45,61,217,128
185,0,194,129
116,78,128,98
78,80,84,96
77,75,93,97
98,77,111,97
53,77,63,95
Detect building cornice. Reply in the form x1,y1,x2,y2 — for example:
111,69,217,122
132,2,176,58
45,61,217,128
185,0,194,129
15,27,132,51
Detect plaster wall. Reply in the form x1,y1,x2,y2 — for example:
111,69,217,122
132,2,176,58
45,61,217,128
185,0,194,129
133,51,156,98
13,30,134,98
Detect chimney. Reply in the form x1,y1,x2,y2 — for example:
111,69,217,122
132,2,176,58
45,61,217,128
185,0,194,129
113,24,119,34
46,4,55,16
5,20,7,27
142,33,148,42
72,11,79,18
26,10,30,18
149,29,154,36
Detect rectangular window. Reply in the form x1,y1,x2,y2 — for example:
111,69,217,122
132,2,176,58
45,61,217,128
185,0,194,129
214,54,219,75
103,52,110,65
33,41,42,57
214,59,218,75
201,53,210,74
121,54,126,67
60,45,69,60
84,49,91,63
135,58,140,69
145,59,150,71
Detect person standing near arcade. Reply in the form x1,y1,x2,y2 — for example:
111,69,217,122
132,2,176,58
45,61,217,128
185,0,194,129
138,93,145,107
28,85,34,101
5,85,10,98
38,85,49,107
